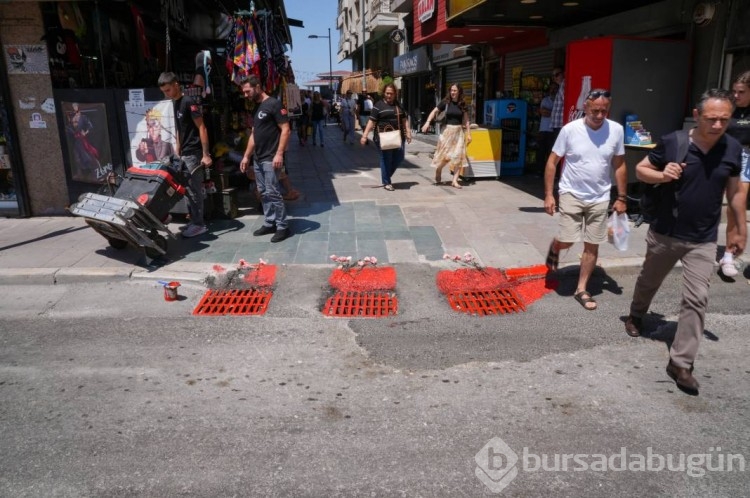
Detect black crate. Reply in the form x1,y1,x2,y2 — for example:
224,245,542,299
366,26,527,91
114,166,188,222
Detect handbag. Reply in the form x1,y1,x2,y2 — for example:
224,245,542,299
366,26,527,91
378,106,402,150
435,108,446,126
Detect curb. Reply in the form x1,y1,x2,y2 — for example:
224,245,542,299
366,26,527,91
0,258,648,286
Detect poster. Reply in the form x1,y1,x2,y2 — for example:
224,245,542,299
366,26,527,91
61,101,113,184
4,45,50,74
124,99,176,167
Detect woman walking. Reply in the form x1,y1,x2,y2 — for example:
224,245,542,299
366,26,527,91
421,83,472,188
360,83,412,190
719,70,750,277
310,91,326,147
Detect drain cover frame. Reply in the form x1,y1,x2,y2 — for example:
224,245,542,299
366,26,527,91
193,288,273,316
322,291,398,318
446,288,526,315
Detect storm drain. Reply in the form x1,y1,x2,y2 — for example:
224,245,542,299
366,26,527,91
322,291,398,318
447,288,526,316
193,289,273,316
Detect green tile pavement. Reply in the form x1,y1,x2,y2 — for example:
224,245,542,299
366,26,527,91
199,199,446,265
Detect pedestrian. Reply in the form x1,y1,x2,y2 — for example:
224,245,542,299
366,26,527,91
359,93,374,130
239,75,292,243
536,82,559,175
543,88,628,311
297,90,310,146
624,89,746,394
360,83,413,191
310,91,326,147
550,66,565,138
718,71,750,277
158,72,212,238
421,83,472,188
340,90,357,144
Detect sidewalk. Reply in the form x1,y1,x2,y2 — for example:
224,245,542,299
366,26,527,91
1,123,653,284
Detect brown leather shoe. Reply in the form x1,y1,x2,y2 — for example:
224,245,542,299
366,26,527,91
624,315,642,337
666,360,699,395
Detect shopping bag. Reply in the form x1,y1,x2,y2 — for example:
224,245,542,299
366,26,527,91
608,211,630,251
378,126,402,150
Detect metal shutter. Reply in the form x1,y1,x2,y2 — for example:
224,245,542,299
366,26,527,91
503,47,554,92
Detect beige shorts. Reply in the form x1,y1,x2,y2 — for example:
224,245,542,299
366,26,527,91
558,192,609,244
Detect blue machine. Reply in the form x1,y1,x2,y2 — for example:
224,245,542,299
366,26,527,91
484,99,527,176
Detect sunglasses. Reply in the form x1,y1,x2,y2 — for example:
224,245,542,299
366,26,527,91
587,89,611,100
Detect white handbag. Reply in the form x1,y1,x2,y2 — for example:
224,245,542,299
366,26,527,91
378,107,402,150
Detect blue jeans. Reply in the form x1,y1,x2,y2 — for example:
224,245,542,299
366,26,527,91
311,119,325,145
377,142,405,185
253,160,287,230
342,113,355,141
182,155,205,226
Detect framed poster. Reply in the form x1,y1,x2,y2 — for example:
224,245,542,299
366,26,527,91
123,98,176,166
60,101,113,183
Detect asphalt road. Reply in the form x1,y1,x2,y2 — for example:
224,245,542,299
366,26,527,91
1,265,749,496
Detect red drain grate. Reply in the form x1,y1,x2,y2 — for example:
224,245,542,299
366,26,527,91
447,288,526,316
193,289,273,316
322,291,398,317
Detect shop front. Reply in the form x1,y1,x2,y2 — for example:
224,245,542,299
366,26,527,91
393,46,432,131
0,0,293,216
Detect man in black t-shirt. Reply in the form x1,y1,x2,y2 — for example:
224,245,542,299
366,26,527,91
158,72,212,238
624,89,746,395
239,76,292,243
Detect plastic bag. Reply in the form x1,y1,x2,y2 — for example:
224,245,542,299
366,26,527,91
608,211,631,251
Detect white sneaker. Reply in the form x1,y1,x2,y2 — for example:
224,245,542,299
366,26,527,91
178,223,193,232
182,224,208,238
720,258,738,277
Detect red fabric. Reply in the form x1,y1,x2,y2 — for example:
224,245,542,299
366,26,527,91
131,6,151,59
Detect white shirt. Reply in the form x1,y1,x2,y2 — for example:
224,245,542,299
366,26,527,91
552,118,625,204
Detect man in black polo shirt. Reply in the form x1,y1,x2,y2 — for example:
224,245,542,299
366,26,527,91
158,72,212,238
239,75,291,243
624,89,746,395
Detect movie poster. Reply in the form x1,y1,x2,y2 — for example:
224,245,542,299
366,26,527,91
123,98,176,167
61,101,113,183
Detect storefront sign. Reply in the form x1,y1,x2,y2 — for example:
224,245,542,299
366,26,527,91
393,47,430,77
447,0,487,21
432,44,461,64
416,0,437,23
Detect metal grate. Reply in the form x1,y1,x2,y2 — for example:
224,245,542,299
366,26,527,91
193,289,272,316
322,291,398,318
447,289,526,316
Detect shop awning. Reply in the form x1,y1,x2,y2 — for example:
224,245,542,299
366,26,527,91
339,70,383,95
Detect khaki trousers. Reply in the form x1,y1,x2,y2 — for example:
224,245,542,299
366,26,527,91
630,229,716,368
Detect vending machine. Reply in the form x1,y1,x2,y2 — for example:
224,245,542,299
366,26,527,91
484,99,527,176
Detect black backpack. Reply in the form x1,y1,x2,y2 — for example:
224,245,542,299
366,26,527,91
638,130,690,223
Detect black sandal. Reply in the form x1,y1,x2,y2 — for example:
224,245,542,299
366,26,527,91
574,291,597,311
545,241,559,271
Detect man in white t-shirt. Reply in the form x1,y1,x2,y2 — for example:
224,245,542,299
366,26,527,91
543,88,628,311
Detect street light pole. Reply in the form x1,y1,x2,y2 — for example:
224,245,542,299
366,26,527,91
361,0,366,95
327,27,333,101
308,30,334,101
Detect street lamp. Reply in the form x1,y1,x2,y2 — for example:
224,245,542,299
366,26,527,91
308,28,334,102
